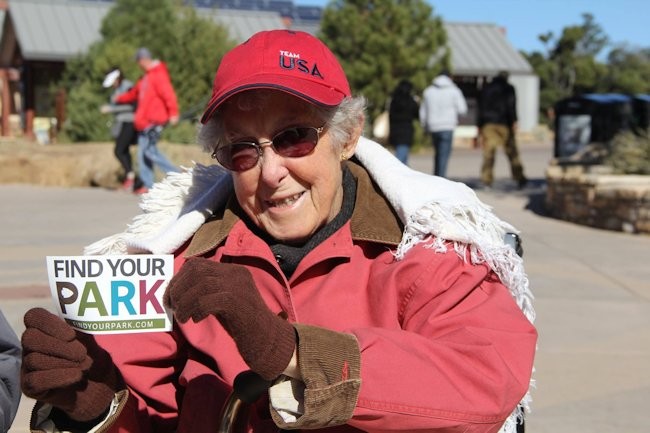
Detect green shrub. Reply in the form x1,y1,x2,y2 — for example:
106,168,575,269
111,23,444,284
605,129,650,174
60,0,234,143
64,80,113,142
162,121,199,145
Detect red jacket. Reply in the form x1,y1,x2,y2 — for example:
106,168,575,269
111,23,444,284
94,165,537,433
116,61,179,131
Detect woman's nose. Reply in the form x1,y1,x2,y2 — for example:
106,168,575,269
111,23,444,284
258,145,289,186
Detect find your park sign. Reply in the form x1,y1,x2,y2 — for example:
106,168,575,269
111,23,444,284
46,255,174,334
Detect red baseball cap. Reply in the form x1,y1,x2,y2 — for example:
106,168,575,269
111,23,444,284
200,30,351,124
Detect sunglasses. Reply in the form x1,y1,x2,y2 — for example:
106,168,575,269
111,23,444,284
212,126,325,172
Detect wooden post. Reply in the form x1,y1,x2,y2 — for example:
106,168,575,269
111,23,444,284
0,3,8,135
0,69,9,136
23,63,35,140
55,88,66,132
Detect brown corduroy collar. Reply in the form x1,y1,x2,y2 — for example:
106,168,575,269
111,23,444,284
183,160,403,258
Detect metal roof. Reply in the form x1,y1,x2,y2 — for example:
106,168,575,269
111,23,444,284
5,1,534,77
5,0,286,62
8,0,109,61
195,7,286,42
444,21,533,76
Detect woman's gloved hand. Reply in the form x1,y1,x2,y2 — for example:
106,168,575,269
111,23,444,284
164,257,296,380
21,308,122,422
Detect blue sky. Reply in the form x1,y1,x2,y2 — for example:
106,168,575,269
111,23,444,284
300,0,649,55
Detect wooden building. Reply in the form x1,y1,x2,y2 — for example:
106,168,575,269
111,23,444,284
0,0,538,141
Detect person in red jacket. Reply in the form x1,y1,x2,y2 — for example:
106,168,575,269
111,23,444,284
115,47,180,193
20,31,536,433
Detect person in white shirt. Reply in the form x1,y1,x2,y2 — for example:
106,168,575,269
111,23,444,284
419,71,467,177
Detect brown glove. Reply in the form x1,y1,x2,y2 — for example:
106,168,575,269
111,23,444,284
21,308,122,422
164,257,296,380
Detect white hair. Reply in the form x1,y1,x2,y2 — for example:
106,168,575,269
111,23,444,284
197,92,366,156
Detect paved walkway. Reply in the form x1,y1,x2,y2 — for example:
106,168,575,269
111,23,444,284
1,142,649,432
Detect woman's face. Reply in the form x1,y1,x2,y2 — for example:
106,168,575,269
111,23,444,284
219,91,358,244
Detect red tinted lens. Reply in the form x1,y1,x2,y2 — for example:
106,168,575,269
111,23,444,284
215,142,259,171
272,127,319,157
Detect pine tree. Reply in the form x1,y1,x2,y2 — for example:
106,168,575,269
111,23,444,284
318,0,448,123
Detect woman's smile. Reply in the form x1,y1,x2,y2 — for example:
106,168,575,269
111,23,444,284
264,191,306,210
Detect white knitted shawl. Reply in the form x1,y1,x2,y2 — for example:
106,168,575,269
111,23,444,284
85,136,535,433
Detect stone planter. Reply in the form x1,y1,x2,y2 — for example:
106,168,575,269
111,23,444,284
545,162,650,234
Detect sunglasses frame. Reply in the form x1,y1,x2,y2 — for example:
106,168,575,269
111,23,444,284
212,125,325,172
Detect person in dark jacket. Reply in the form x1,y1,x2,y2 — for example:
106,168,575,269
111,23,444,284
0,310,20,433
478,71,527,189
388,80,419,165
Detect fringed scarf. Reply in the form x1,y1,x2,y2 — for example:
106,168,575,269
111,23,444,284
85,136,535,433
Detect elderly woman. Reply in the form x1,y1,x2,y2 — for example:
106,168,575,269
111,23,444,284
20,30,536,433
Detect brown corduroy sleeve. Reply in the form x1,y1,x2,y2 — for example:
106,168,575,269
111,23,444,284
270,324,361,429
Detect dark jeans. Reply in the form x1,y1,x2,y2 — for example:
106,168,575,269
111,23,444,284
114,122,137,175
431,130,454,178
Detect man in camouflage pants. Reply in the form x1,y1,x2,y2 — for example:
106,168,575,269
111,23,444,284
478,71,527,189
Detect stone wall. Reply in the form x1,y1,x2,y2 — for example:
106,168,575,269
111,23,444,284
0,139,212,188
545,163,650,234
